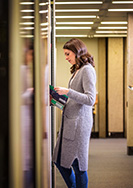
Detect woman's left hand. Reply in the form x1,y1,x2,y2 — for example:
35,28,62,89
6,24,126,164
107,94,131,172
54,87,69,95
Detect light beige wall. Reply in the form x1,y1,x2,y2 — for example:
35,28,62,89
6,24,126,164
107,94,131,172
108,38,123,133
56,37,98,133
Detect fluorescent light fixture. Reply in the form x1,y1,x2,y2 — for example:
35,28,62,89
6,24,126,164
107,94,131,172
20,27,34,30
101,21,128,24
55,1,103,4
20,31,27,34
42,36,48,39
94,34,127,37
20,35,34,38
19,22,34,25
112,1,133,4
39,2,49,6
55,15,96,18
98,26,127,29
55,9,99,12
21,10,34,12
56,22,93,25
41,32,48,35
108,9,133,11
21,16,34,19
56,26,91,29
39,10,48,14
96,31,127,33
41,27,48,31
56,35,88,37
40,22,48,26
20,2,34,5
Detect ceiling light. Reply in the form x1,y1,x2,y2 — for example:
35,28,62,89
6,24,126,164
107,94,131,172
55,9,99,12
55,15,96,18
98,26,127,29
20,2,34,5
112,1,133,4
96,31,127,33
20,35,34,38
39,10,48,14
56,22,93,25
40,22,48,26
55,1,103,4
21,10,34,12
56,35,88,37
19,22,34,25
41,27,48,31
101,21,128,24
39,2,49,6
108,9,133,11
94,34,127,37
20,27,34,30
56,26,91,29
20,31,27,34
41,32,48,35
21,16,34,19
42,36,48,39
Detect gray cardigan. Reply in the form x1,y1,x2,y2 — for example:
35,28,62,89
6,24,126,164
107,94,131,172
53,64,96,171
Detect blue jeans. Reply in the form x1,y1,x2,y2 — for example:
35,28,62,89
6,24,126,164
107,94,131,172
55,158,88,188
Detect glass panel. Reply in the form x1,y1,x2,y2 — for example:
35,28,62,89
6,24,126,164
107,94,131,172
39,0,51,187
19,1,35,187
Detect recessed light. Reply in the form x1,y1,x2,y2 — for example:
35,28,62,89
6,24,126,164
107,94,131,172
56,26,91,29
56,35,88,37
101,21,127,24
108,9,133,11
20,2,34,5
98,26,127,29
96,31,127,33
112,1,133,4
20,27,34,30
55,9,99,12
21,16,34,19
55,1,103,4
21,10,34,12
56,22,93,25
40,23,48,26
39,10,48,14
94,34,127,37
55,16,96,18
19,22,34,25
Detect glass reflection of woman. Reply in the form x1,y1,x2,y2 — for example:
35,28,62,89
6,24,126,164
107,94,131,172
53,38,96,188
21,44,34,188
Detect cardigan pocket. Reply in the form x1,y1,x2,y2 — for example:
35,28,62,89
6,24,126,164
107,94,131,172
63,115,78,141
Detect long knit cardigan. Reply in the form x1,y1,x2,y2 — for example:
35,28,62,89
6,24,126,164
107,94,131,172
53,64,96,171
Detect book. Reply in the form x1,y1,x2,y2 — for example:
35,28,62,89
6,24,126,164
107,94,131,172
49,85,68,110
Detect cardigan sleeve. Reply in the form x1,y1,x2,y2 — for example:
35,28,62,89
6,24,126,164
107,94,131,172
67,66,96,106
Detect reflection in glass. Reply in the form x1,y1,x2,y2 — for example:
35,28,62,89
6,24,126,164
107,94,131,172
21,40,34,188
40,0,51,187
20,1,34,188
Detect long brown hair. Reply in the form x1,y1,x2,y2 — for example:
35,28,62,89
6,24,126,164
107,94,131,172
63,38,95,74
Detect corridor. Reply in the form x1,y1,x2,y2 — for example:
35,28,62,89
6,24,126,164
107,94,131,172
56,139,133,188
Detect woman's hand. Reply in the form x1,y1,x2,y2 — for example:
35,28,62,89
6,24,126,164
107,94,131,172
54,87,69,95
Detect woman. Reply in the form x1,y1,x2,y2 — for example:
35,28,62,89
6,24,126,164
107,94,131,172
53,38,96,188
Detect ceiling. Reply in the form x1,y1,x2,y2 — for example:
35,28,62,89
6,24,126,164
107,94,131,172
55,0,133,38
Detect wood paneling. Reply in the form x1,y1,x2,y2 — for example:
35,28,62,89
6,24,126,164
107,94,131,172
108,38,123,133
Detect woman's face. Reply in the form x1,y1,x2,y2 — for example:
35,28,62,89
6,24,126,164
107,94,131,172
64,49,76,65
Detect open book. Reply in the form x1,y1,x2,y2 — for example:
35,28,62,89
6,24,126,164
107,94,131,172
49,85,68,110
